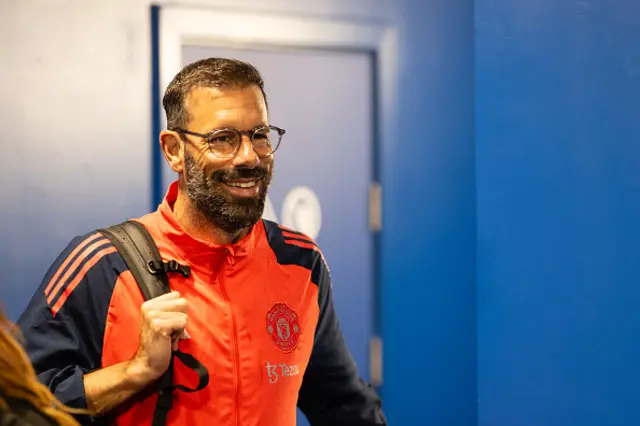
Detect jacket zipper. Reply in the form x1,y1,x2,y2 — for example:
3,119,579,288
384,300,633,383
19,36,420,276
219,251,240,426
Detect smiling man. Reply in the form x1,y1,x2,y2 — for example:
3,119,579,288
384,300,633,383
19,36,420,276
17,58,386,426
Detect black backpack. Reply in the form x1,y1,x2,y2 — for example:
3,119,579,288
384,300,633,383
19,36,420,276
98,220,209,426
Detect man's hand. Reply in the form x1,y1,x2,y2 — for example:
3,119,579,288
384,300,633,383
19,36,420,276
84,291,188,415
127,291,189,384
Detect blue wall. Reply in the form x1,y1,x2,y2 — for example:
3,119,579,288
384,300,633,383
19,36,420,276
381,0,476,425
476,1,640,425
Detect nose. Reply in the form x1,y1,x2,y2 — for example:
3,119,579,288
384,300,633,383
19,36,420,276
232,135,260,168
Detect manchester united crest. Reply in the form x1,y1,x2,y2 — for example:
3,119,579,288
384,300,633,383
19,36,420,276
266,303,300,353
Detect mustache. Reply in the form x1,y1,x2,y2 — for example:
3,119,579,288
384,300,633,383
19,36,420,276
211,167,269,182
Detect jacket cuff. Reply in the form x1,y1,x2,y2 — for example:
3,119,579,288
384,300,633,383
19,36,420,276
48,365,89,410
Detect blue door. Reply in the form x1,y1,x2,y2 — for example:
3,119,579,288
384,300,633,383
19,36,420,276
159,45,378,424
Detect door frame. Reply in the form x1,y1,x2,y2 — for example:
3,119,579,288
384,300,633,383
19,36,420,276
149,3,397,389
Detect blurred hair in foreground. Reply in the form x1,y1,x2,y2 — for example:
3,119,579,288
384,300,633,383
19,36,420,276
0,305,84,426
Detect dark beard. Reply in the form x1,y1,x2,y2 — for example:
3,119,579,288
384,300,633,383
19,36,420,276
183,152,272,235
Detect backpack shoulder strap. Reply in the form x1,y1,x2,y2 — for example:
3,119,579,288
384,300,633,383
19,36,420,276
96,220,208,426
98,220,170,300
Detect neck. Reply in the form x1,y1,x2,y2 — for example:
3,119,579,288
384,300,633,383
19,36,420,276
173,187,248,246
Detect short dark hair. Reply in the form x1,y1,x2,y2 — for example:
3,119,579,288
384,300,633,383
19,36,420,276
162,57,267,130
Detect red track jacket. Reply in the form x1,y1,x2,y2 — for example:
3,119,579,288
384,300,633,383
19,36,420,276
17,181,386,426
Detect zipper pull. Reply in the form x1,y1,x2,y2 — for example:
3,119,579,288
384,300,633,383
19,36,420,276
224,248,235,265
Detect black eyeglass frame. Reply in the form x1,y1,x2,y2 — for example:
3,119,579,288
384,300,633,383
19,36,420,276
171,125,286,159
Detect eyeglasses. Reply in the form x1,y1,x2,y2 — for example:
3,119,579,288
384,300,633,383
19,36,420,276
172,125,285,159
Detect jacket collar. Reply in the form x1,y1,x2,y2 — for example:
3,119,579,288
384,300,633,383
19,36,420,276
155,181,257,259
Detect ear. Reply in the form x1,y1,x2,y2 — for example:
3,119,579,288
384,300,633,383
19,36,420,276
159,130,184,174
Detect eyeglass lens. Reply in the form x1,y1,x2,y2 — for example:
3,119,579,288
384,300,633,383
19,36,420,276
206,127,281,157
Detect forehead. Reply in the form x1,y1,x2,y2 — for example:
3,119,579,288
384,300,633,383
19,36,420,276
185,85,268,130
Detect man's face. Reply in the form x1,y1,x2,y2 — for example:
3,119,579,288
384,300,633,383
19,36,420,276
179,85,274,235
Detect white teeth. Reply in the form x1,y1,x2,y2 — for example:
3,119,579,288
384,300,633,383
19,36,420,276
227,181,257,188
